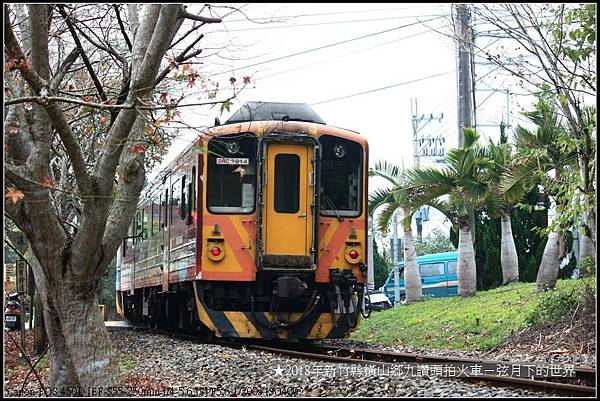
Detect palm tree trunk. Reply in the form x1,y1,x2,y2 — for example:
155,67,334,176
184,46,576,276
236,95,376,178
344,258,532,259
457,218,477,296
500,211,519,284
402,216,422,303
578,231,595,277
536,230,561,291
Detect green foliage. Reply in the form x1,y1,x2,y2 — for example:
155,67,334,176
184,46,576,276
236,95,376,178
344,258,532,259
372,240,390,289
414,228,456,256
524,279,594,326
580,256,596,275
97,258,116,318
118,354,136,372
351,278,595,351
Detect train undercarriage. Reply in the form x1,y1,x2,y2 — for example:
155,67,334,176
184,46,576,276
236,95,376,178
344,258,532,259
118,268,364,340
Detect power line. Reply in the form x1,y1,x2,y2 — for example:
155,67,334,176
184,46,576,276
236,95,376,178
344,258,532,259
219,5,450,23
211,14,447,32
310,71,453,106
206,16,445,78
252,26,451,83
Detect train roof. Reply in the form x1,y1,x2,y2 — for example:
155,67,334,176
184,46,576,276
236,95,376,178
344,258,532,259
225,101,325,124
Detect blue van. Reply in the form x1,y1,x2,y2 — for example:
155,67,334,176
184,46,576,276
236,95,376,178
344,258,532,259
381,251,458,304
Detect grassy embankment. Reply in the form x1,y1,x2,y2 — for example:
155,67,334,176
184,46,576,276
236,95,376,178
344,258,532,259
351,277,596,351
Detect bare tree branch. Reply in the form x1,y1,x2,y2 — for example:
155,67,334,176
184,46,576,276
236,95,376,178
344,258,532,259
56,5,108,102
51,47,81,91
113,4,132,51
179,8,222,24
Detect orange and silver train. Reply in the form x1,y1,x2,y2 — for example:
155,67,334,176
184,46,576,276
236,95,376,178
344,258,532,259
116,101,369,340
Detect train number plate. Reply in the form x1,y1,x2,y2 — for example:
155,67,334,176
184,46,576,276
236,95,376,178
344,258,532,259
5,316,17,322
216,157,249,165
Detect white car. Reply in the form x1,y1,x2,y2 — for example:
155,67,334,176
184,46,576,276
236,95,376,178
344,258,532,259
368,291,393,311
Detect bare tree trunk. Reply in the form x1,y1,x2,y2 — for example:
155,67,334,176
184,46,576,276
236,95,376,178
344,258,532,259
500,212,519,284
403,216,422,303
536,230,561,291
28,254,79,389
53,275,119,389
457,219,477,296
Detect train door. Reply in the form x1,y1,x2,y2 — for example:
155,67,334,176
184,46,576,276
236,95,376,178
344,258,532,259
262,143,313,268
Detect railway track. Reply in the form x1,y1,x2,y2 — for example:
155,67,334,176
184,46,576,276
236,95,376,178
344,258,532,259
107,322,596,397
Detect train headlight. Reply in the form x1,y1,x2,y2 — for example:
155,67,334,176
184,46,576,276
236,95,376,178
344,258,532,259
333,144,346,158
345,247,362,264
208,245,225,261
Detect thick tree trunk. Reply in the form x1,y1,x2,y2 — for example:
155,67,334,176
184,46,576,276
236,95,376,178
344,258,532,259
28,255,80,390
500,212,519,284
457,220,477,296
43,298,80,390
536,230,561,291
53,274,120,389
403,221,422,303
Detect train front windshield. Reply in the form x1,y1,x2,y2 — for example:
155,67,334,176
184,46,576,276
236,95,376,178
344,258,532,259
207,134,257,214
319,135,362,217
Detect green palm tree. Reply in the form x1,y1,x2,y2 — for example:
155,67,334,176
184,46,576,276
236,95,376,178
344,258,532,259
481,139,525,285
398,128,494,296
501,101,579,291
369,161,422,303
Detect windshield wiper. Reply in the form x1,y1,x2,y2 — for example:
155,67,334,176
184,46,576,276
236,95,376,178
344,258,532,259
322,193,344,222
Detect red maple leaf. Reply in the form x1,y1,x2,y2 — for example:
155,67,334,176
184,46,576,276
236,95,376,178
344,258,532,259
187,74,197,88
229,77,236,85
159,92,169,104
243,76,251,85
5,187,25,204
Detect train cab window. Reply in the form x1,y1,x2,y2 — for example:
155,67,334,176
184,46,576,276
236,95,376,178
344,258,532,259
207,134,257,214
319,135,362,217
419,262,445,277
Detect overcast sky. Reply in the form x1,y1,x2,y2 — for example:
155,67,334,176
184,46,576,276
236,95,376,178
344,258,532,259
153,3,540,241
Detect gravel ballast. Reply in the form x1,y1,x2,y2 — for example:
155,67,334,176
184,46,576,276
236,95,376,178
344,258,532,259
110,330,552,397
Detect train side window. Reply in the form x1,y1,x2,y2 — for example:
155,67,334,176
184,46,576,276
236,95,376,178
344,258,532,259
163,188,168,228
171,178,181,225
180,175,186,220
150,201,155,236
191,166,196,212
319,135,362,217
143,204,150,240
187,167,195,224
187,165,196,224
207,134,257,214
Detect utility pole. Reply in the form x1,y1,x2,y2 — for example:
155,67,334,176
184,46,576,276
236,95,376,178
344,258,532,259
455,4,477,248
411,98,443,241
367,219,374,292
455,4,474,147
392,212,401,307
